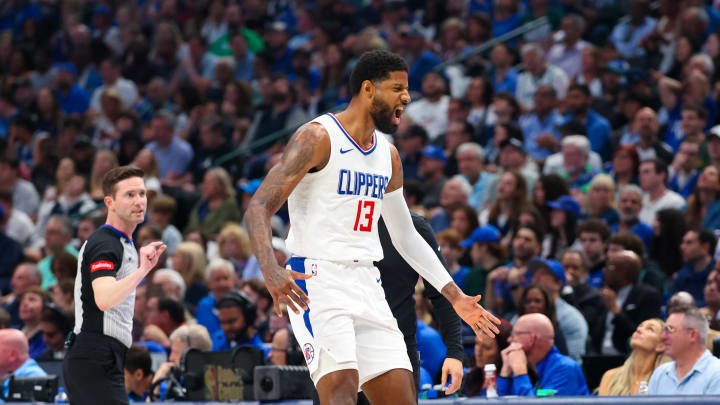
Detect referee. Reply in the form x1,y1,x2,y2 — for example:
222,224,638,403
63,166,166,405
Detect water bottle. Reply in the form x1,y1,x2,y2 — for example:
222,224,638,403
484,363,498,398
54,387,68,403
637,381,649,395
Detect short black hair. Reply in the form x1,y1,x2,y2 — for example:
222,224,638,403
125,345,153,376
682,103,708,121
568,83,591,97
641,158,668,184
41,305,73,336
608,232,645,258
349,50,408,95
516,223,544,245
158,297,186,326
10,114,34,132
689,227,717,256
578,218,611,242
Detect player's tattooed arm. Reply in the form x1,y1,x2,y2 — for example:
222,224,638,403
385,143,404,194
245,123,329,315
246,122,330,269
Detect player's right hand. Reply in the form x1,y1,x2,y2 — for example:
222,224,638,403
264,265,312,316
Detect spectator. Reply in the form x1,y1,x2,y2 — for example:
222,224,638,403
598,319,670,395
628,107,673,165
185,167,241,239
36,305,73,361
547,15,589,78
212,291,264,351
486,224,543,315
673,228,717,307
607,232,666,296
498,313,589,396
544,136,599,193
437,229,470,291
18,287,47,359
406,71,450,141
442,120,474,176
430,177,472,233
217,223,262,282
395,124,428,181
142,296,186,350
36,216,79,290
669,141,702,198
613,185,654,249
54,63,90,116
196,258,235,337
577,219,611,289
152,269,186,303
35,176,97,244
463,319,513,397
559,249,605,355
89,150,119,201
586,174,619,228
610,0,657,62
462,225,508,299
648,307,720,394
148,195,183,254
708,126,720,170
701,270,720,329
494,127,539,196
418,145,448,209
188,117,237,184
650,208,688,278
639,159,686,228
489,43,518,96
151,324,213,400
0,328,47,398
530,259,589,362
0,155,39,217
516,43,569,111
145,110,194,181
90,57,139,112
124,345,154,403
2,263,41,328
564,84,612,161
518,85,563,162
546,195,581,259
531,174,569,227
599,250,662,355
513,284,569,355
170,242,209,311
480,171,527,238
689,165,720,229
267,328,304,366
466,76,496,130
0,189,38,249
608,146,640,190
456,143,496,212
241,279,273,340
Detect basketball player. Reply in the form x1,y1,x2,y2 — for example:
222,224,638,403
246,50,500,405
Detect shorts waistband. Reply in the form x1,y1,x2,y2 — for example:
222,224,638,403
287,257,375,270
75,332,129,351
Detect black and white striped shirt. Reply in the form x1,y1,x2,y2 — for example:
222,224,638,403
73,225,138,347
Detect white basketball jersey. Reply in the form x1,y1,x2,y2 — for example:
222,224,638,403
285,113,393,262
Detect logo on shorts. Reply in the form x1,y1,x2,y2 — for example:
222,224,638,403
90,261,114,272
303,343,315,363
311,263,318,276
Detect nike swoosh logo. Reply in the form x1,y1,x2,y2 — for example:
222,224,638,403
340,148,353,154
376,278,381,283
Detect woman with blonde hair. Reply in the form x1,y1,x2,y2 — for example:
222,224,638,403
587,174,619,227
217,222,261,282
131,149,162,198
89,149,119,200
172,241,209,311
598,319,671,395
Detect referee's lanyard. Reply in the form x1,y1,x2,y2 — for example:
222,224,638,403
100,224,134,246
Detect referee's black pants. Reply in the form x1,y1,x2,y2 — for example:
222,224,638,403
62,332,129,405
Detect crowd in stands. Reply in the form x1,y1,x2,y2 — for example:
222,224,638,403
2,0,720,400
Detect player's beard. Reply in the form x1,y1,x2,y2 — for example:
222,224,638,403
370,97,398,134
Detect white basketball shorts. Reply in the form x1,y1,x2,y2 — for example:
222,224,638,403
285,257,412,388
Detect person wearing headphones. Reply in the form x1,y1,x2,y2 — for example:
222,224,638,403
267,327,305,366
212,291,264,351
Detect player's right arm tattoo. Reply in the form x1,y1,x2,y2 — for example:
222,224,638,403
246,123,329,270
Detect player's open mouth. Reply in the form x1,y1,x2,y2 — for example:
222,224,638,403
393,107,404,124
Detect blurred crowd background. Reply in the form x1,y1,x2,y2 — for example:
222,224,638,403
1,0,720,400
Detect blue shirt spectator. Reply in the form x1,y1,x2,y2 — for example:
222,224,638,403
519,93,564,162
610,14,656,60
0,329,47,400
1,357,47,399
497,314,589,397
408,50,442,95
611,221,654,250
672,258,715,308
491,67,519,95
649,350,720,395
195,295,221,337
563,109,612,162
416,320,447,381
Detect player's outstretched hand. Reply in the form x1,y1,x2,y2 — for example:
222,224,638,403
264,265,313,316
452,294,501,339
139,241,167,273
